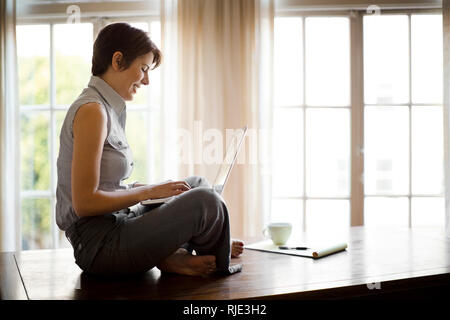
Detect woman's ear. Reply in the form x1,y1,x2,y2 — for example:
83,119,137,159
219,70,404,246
111,51,124,71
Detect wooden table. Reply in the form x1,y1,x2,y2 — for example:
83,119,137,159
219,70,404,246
2,226,450,300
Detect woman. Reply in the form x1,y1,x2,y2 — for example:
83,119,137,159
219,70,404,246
56,22,243,277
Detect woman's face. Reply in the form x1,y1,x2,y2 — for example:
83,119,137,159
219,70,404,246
116,52,154,101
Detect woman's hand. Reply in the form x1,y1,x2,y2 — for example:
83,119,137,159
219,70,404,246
143,180,191,200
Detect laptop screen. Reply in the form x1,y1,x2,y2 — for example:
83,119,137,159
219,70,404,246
213,126,247,195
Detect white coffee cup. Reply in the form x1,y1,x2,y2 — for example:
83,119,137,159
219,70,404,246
262,222,292,245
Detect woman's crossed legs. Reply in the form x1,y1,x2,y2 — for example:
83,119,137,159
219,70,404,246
113,176,244,277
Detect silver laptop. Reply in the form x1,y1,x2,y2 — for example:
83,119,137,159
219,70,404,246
141,125,247,205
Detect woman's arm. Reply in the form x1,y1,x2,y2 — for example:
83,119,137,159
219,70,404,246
129,180,175,188
71,103,190,218
129,182,150,188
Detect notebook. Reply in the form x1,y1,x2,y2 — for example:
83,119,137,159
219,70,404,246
141,125,248,205
245,240,347,259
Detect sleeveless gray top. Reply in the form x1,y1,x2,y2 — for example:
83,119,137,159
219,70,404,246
56,76,134,231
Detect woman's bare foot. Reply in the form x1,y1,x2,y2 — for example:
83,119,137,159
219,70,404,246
231,239,244,258
157,248,216,276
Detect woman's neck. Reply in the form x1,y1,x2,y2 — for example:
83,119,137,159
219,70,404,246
98,72,123,98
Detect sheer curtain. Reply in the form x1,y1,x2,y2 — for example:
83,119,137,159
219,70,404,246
0,0,20,252
444,0,450,238
169,0,274,239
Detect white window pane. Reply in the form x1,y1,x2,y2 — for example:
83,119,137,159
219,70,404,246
129,83,149,108
411,197,445,227
364,106,409,195
21,198,52,250
274,17,303,106
365,197,409,227
149,66,161,107
412,106,444,194
150,21,161,107
306,200,349,235
58,230,71,249
364,15,409,104
124,111,149,184
411,15,443,104
270,199,303,239
21,112,50,191
306,108,350,197
305,17,350,106
121,22,151,108
55,111,67,159
130,22,149,32
272,108,303,197
54,23,93,106
17,25,50,106
54,110,68,189
150,21,161,49
58,230,72,249
149,109,163,182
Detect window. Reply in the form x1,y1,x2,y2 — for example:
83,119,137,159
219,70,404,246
272,11,444,232
17,22,94,250
17,16,163,250
272,16,351,236
364,14,444,227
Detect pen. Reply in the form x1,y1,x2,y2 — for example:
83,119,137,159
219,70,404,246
278,246,309,250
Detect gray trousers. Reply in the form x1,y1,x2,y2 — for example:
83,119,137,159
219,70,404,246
65,176,241,277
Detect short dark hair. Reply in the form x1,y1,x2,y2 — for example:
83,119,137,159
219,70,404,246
91,22,162,76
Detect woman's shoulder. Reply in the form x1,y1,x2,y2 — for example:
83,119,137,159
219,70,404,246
72,102,108,140
62,88,111,139
75,102,107,123
66,87,110,120
70,87,105,110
